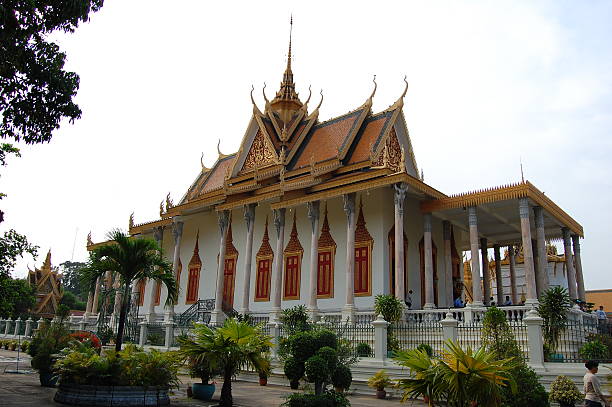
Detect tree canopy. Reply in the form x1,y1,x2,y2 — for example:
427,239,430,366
0,276,35,318
0,229,38,278
59,260,87,299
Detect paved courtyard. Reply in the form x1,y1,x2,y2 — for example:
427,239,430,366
0,349,425,407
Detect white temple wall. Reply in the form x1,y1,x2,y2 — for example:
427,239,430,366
490,260,568,303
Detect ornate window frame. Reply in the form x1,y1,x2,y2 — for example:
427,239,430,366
354,241,373,297
317,246,335,299
254,255,273,301
283,251,303,300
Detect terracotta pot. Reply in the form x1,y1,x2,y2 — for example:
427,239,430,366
259,377,267,386
186,384,193,398
376,389,386,399
334,387,344,393
424,395,430,403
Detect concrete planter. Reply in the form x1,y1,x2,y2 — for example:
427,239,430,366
54,383,170,406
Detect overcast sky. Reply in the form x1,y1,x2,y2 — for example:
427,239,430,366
2,1,611,289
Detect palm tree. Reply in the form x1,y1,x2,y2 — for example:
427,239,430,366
395,340,516,407
178,318,272,407
82,229,177,351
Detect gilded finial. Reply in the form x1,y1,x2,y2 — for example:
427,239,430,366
305,85,312,105
420,168,424,181
166,193,173,210
129,212,134,229
287,14,293,71
369,75,378,100
400,75,409,99
250,84,256,106
262,83,270,105
217,140,222,156
200,152,210,172
87,231,93,246
160,200,165,217
315,89,324,110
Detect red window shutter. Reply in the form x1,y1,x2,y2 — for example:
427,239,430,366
255,258,271,300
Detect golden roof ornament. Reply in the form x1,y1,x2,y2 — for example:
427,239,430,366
129,212,134,229
166,193,174,210
200,152,210,172
87,231,93,247
159,200,165,217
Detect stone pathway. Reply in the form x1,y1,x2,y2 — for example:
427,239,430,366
0,349,426,406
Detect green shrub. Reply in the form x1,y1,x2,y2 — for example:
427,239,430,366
313,329,337,351
355,342,372,357
20,341,29,352
280,305,311,335
549,375,582,405
147,332,164,346
284,357,305,382
374,294,403,322
28,320,71,374
501,364,549,407
316,346,338,373
579,340,608,360
9,341,16,351
416,343,433,357
331,364,352,390
96,325,114,346
282,390,350,407
289,331,318,363
482,307,523,362
305,355,328,384
537,287,571,354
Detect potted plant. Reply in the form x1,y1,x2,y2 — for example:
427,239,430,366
28,320,71,387
356,342,372,357
331,364,352,393
537,287,571,360
258,357,272,386
284,356,304,390
185,357,217,401
549,375,582,407
367,369,393,399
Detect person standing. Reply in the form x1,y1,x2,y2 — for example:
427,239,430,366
584,360,609,407
596,306,608,334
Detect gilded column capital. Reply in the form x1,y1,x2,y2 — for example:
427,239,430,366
468,206,478,226
423,213,432,233
519,197,530,219
442,220,451,240
172,221,183,243
343,193,356,219
243,204,256,230
394,183,409,216
273,208,286,238
217,210,230,235
306,201,320,231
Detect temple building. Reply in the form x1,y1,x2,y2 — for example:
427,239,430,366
87,30,586,324
27,250,63,318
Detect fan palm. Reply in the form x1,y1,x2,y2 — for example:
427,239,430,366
82,229,177,351
178,318,272,407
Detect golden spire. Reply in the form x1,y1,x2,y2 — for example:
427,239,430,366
270,16,303,121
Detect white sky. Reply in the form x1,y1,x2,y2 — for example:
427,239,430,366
2,1,611,289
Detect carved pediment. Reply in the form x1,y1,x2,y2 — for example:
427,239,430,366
240,130,277,174
373,128,403,172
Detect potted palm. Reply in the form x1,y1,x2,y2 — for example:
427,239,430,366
185,357,218,401
549,375,582,407
368,369,393,399
258,356,271,386
27,320,71,387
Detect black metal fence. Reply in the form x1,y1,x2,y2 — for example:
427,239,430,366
390,321,445,357
551,319,612,363
146,322,165,346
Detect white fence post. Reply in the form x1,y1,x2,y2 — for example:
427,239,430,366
372,314,389,361
164,320,175,349
523,309,545,368
4,318,12,336
24,318,33,338
268,321,281,360
139,321,148,347
441,312,458,342
13,317,21,336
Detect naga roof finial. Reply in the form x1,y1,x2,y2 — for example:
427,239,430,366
262,82,270,105
369,74,378,100
315,89,324,111
129,212,134,228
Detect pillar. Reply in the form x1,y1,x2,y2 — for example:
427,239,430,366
24,318,33,338
212,210,230,324
91,277,101,314
147,226,164,321
166,220,183,321
240,204,256,315
481,238,490,305
572,235,585,301
164,319,175,349
13,318,21,336
441,312,458,342
519,198,538,305
85,290,94,316
307,201,320,319
111,273,122,327
562,227,578,299
533,207,549,297
270,208,286,321
494,245,504,305
443,221,453,308
371,314,389,361
268,321,281,360
423,213,435,309
342,193,357,322
508,245,518,305
523,309,545,368
4,319,11,336
394,183,408,302
138,320,148,347
468,207,484,306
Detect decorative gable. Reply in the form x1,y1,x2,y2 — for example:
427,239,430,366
373,127,404,172
240,129,277,174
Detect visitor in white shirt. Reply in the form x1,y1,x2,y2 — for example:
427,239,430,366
584,360,609,407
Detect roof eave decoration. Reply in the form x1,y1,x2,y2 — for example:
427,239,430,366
419,180,583,237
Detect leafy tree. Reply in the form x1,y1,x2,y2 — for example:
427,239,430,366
0,1,104,149
60,290,86,311
0,276,35,318
178,319,272,407
481,307,523,362
58,261,88,299
82,229,177,351
0,229,38,278
537,287,572,354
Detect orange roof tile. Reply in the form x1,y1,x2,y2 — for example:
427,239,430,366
347,111,394,165
199,155,236,194
292,110,363,169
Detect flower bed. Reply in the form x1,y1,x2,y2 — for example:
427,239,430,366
54,384,169,406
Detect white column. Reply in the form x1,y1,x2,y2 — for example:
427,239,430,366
371,314,389,361
270,208,286,321
342,193,357,321
443,221,453,308
508,245,518,305
91,277,101,314
111,273,122,327
533,207,549,297
24,318,33,338
572,234,586,301
84,290,94,317
523,309,545,368
212,210,230,324
166,220,183,321
562,227,578,299
519,198,538,305
307,201,320,319
423,213,435,309
480,238,490,306
240,204,256,314
394,184,408,302
493,245,504,305
441,312,458,342
468,207,484,306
